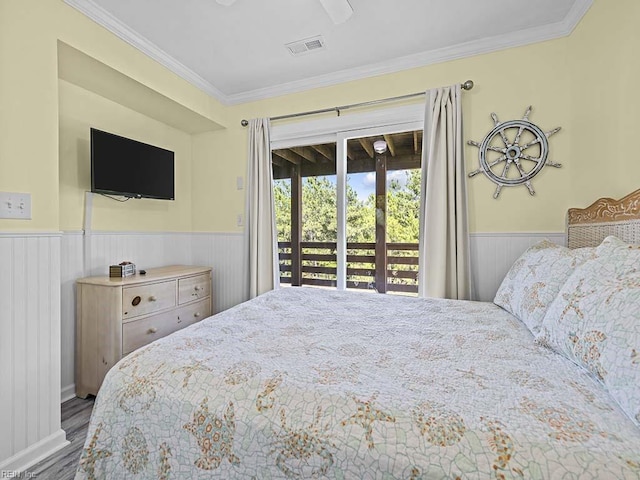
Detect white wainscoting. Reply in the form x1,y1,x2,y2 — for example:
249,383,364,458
0,233,68,472
470,232,566,302
83,231,194,276
60,231,246,402
60,231,194,402
58,230,561,403
191,232,247,313
60,232,84,403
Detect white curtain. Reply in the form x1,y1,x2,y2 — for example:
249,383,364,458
418,85,472,300
245,118,280,299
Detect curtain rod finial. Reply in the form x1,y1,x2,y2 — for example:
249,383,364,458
462,80,474,91
241,119,249,127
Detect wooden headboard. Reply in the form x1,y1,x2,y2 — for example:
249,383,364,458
567,189,640,248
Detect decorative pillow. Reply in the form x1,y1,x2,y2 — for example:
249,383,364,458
493,240,595,335
536,236,640,425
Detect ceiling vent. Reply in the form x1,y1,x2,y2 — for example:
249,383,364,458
285,35,326,56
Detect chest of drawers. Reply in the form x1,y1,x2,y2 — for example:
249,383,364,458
75,265,212,398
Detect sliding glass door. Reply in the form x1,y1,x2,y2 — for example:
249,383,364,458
339,126,422,294
271,111,423,294
273,141,338,288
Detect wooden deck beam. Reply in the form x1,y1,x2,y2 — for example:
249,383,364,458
359,138,375,158
310,144,335,162
290,146,317,163
383,134,396,157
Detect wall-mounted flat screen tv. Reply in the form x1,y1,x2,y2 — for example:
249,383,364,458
91,128,175,200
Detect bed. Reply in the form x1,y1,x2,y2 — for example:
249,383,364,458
75,190,640,479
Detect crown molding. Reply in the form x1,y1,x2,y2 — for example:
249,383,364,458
64,0,592,106
563,0,595,35
226,0,593,104
63,0,229,103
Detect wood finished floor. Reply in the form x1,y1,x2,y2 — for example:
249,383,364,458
30,397,95,480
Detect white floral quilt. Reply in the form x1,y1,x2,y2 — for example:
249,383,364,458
76,287,640,479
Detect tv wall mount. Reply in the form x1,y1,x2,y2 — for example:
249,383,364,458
468,106,561,199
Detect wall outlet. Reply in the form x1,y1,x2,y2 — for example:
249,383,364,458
0,192,31,219
236,214,243,227
236,176,244,190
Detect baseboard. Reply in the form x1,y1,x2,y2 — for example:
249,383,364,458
0,430,69,473
61,384,76,404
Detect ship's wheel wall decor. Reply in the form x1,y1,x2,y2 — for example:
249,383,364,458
468,106,561,199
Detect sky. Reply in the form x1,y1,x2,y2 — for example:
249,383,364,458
346,170,411,201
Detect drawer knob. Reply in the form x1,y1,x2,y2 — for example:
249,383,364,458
131,296,141,306
194,286,202,291
149,295,157,302
194,312,201,318
147,327,158,334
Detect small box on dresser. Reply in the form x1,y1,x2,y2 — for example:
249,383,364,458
75,265,212,398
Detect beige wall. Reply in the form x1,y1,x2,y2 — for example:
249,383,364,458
192,0,639,234
59,80,193,232
1,0,639,236
0,1,60,231
0,0,225,233
195,37,574,233
567,0,640,207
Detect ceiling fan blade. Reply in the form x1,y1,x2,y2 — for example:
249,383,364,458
216,0,237,5
318,0,353,24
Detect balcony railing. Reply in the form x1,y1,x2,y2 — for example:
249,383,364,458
278,241,418,294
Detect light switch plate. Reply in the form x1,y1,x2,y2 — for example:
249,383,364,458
236,176,244,190
0,192,32,219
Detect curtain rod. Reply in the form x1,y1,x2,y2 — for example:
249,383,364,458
240,80,474,127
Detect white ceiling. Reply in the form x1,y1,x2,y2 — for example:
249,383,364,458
65,0,592,105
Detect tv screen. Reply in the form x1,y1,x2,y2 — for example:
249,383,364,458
91,128,175,200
